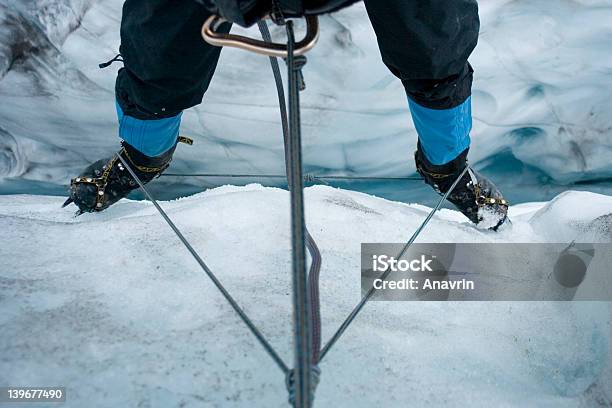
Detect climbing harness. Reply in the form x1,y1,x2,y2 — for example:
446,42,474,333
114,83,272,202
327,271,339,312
111,13,472,408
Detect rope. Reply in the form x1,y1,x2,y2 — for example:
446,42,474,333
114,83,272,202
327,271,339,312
285,20,315,408
257,20,324,366
161,173,423,182
318,165,470,361
115,153,290,374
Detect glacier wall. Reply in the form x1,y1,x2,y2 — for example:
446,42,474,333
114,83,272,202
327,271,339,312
0,0,611,202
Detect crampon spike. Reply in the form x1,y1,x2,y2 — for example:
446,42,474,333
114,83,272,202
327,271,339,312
62,197,74,208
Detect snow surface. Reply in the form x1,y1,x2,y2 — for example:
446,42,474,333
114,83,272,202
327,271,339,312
1,0,612,200
1,187,611,407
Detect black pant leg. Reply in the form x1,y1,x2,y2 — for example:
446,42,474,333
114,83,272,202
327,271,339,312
116,0,231,119
363,0,480,110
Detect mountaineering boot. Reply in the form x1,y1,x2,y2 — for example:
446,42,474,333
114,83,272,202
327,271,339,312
64,141,178,214
415,144,509,230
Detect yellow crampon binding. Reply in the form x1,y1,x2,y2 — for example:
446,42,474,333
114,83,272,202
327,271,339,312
473,182,509,208
64,136,193,212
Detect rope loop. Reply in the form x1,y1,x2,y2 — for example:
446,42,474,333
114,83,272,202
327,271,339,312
285,365,321,406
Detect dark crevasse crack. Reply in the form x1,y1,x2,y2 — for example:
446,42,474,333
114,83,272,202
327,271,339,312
0,0,93,80
0,126,26,178
29,0,90,45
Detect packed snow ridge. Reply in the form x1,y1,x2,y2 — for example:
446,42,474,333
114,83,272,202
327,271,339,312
1,186,611,407
1,0,612,193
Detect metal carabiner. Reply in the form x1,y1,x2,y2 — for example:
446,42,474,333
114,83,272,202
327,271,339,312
201,15,320,57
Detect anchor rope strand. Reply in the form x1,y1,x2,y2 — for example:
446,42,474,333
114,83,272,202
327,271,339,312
160,173,423,182
115,153,290,374
319,165,470,361
257,20,324,365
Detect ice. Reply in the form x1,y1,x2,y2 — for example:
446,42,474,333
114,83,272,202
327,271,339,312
1,1,612,403
1,0,612,199
0,187,611,406
529,191,612,242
